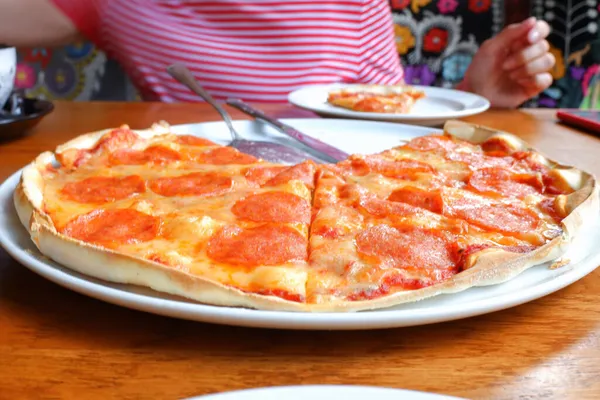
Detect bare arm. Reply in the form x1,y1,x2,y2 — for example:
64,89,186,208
0,0,81,47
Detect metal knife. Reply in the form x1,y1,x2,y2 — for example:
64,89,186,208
226,98,349,163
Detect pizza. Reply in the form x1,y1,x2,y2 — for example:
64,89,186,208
14,120,598,312
327,84,426,114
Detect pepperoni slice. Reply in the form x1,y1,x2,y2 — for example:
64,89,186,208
538,197,564,222
510,154,573,195
339,184,420,218
57,128,141,169
61,175,146,204
265,161,316,189
405,135,460,152
338,182,368,201
311,202,365,241
357,195,419,218
175,135,216,147
446,151,512,170
93,128,140,153
345,156,434,178
110,145,182,165
468,168,541,198
149,172,233,197
56,148,89,169
193,147,258,165
313,185,340,208
481,137,515,157
312,224,341,240
232,192,310,223
541,171,574,195
244,163,318,189
207,225,307,267
61,209,160,247
512,151,533,162
243,166,288,185
356,225,457,271
388,186,444,214
444,195,539,233
511,151,552,174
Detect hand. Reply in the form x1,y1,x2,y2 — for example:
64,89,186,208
457,17,555,108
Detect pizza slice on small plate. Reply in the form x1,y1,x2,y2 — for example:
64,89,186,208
327,84,426,114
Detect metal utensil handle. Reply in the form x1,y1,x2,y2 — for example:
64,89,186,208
167,64,241,142
226,98,349,162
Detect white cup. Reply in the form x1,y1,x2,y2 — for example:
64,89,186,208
0,46,17,111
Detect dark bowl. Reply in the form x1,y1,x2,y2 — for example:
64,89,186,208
0,97,54,142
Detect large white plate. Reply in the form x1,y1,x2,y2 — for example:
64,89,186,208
1,119,599,330
288,84,490,126
187,385,463,400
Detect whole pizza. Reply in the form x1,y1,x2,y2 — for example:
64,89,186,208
14,120,598,312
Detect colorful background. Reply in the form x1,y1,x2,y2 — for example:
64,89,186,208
14,0,600,108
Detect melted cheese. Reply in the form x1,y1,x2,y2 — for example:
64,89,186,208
40,129,571,305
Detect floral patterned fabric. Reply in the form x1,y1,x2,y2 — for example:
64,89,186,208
14,0,600,108
391,0,600,109
531,0,600,109
391,0,503,89
15,41,138,101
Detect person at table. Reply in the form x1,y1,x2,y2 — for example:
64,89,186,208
0,0,555,108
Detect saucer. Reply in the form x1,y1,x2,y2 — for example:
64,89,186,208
0,97,54,141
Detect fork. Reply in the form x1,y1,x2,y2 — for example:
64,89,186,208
167,64,327,164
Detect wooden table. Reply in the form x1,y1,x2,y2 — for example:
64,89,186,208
2,102,600,400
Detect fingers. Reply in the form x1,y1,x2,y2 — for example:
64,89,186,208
509,52,556,80
526,20,551,44
509,20,551,53
503,39,550,70
481,17,536,53
516,73,553,98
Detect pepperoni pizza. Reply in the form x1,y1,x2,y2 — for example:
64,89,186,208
14,120,598,311
327,85,426,114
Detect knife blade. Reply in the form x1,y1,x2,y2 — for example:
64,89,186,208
226,98,349,163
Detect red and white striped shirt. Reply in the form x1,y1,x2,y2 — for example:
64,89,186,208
51,0,404,102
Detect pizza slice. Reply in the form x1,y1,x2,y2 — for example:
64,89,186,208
305,123,596,310
327,84,426,114
16,123,318,310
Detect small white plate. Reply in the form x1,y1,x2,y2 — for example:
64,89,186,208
186,385,463,400
1,119,598,330
288,84,490,126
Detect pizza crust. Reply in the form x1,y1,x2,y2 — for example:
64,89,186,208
13,120,600,312
54,121,172,155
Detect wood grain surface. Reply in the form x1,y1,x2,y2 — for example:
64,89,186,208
1,102,600,400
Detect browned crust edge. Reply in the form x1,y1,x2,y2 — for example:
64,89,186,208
13,120,599,312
